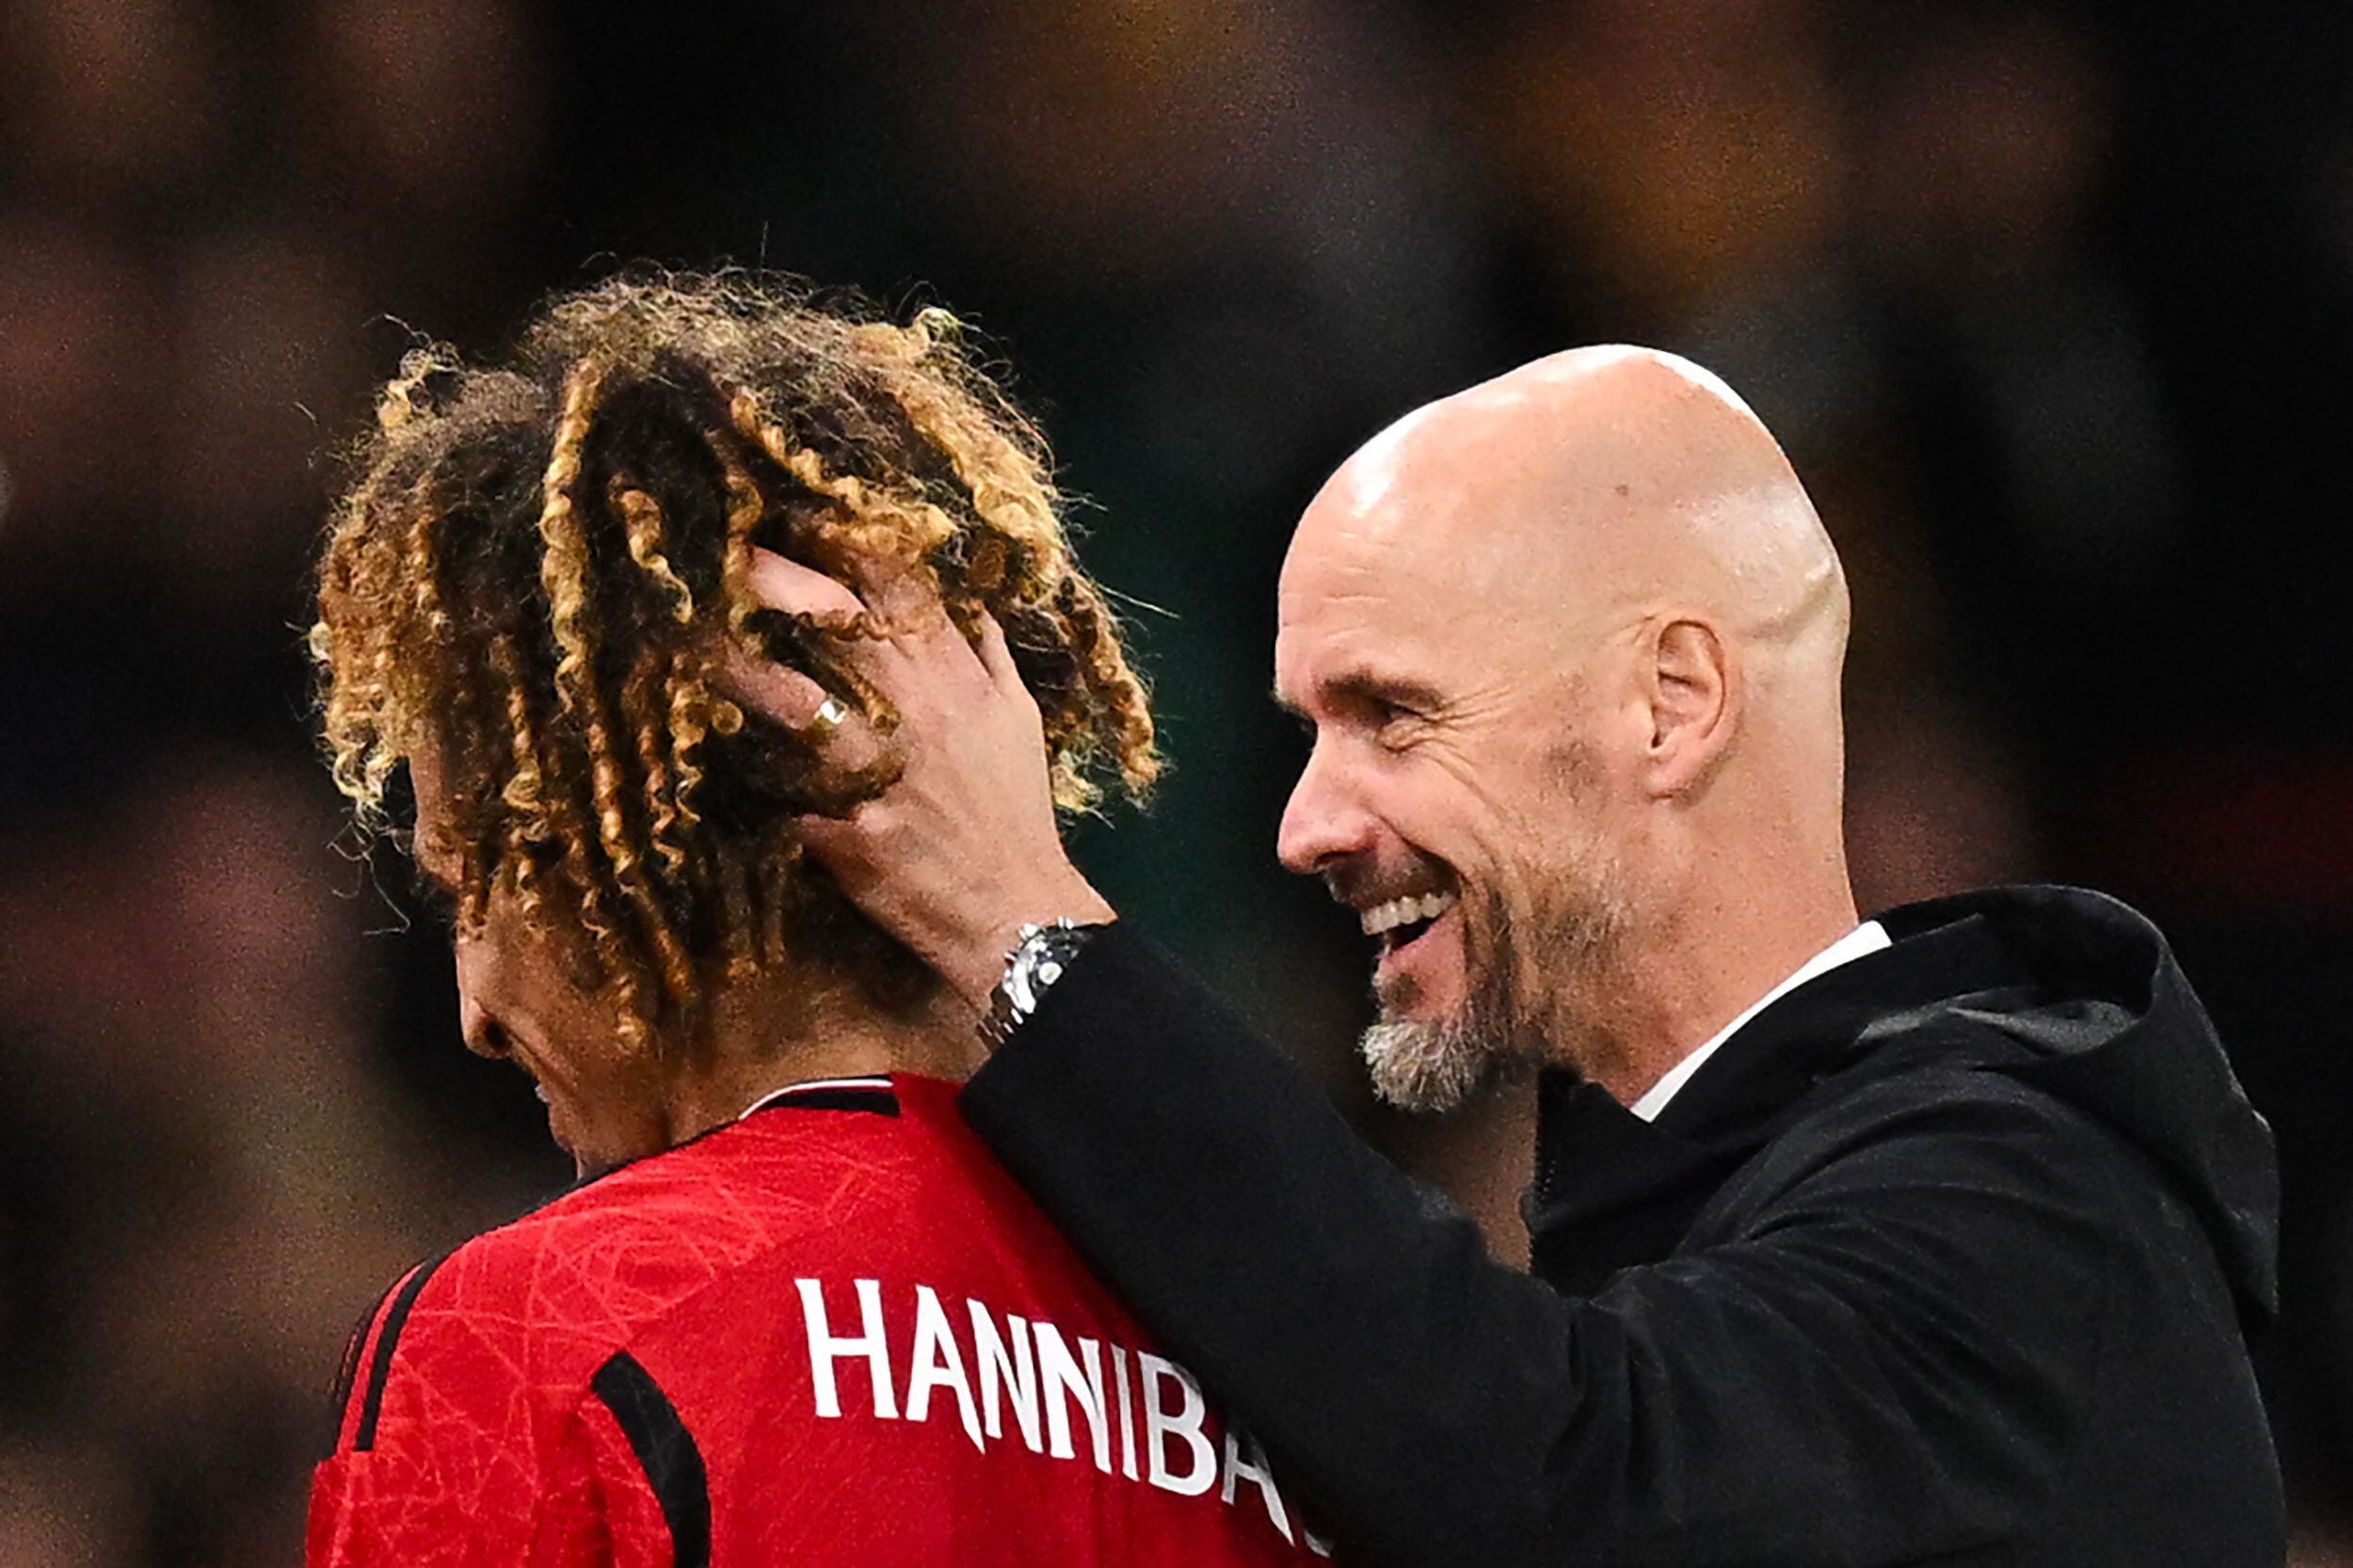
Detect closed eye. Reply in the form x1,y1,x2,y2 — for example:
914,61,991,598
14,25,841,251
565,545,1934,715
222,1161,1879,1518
1274,673,1444,745
1372,702,1431,749
1331,672,1442,730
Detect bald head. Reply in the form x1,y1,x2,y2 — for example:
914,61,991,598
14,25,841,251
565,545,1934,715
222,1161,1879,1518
1295,344,1848,676
1276,345,1863,1105
1280,344,1864,1096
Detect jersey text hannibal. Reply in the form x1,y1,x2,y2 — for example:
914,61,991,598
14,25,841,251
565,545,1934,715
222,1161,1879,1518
307,1075,1329,1567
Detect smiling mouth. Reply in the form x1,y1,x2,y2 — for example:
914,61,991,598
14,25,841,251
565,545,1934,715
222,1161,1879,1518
1361,889,1458,954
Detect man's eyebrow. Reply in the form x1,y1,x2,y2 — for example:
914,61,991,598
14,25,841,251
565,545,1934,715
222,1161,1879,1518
1330,671,1447,712
1269,671,1446,721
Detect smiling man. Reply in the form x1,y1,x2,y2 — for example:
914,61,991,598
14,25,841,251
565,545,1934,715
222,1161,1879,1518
1268,349,1861,1121
741,345,2285,1566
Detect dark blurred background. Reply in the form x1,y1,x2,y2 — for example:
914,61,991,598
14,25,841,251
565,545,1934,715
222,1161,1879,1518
2,0,2349,1560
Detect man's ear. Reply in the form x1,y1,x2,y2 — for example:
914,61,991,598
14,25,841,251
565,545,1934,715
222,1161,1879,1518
1643,617,1735,797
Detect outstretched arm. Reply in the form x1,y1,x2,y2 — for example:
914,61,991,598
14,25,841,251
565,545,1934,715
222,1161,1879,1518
727,551,2122,1568
958,927,2128,1568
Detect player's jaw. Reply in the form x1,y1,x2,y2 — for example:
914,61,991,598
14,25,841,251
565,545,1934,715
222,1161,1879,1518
533,1054,659,1180
516,1034,662,1179
463,998,585,1162
454,931,665,1178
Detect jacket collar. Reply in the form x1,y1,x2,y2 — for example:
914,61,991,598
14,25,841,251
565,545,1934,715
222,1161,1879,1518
1526,910,2025,1294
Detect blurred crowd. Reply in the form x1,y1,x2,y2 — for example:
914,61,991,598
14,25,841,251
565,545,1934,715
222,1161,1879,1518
1,1,2348,1560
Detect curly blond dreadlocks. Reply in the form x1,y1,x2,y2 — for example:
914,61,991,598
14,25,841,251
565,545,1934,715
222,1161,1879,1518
313,272,1157,1050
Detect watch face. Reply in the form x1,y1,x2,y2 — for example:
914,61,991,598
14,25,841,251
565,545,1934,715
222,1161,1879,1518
989,922,1095,1041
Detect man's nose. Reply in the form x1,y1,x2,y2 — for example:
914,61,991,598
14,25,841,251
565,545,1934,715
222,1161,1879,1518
1276,744,1373,875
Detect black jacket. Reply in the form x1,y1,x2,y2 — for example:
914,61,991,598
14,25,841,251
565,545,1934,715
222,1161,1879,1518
962,887,2283,1567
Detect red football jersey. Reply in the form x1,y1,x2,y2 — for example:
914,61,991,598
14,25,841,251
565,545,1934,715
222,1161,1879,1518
308,1075,1333,1566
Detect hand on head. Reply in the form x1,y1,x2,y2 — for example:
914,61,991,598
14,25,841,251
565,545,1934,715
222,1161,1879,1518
722,546,1115,1012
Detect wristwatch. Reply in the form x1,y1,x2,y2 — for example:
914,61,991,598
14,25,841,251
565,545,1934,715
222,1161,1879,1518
980,919,1101,1047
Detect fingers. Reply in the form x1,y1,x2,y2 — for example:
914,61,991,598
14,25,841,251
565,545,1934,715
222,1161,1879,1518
745,545,962,648
972,611,1025,696
809,538,920,618
859,558,963,643
736,547,1010,748
791,808,863,871
712,637,831,728
745,548,867,628
792,538,960,645
712,642,892,776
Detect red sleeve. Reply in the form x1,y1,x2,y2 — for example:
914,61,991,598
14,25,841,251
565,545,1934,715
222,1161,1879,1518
303,1256,648,1568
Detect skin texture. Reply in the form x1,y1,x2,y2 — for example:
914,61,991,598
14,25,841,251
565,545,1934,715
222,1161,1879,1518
737,345,1862,1109
408,738,984,1177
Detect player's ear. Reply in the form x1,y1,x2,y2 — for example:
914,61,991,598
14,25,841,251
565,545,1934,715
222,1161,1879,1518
1641,616,1735,798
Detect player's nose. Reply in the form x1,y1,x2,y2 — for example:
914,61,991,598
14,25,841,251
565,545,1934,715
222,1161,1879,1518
457,992,511,1060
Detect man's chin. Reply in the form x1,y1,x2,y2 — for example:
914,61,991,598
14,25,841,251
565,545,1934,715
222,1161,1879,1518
1359,1016,1500,1113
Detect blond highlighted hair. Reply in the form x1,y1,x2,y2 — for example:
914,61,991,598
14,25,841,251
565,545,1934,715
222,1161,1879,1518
313,272,1156,1049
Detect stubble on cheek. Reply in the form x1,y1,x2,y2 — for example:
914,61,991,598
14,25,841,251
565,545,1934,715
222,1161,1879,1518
1359,854,1637,1112
1354,732,1631,1112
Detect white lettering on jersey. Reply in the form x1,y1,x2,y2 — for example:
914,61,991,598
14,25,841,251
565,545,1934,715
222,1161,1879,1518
1224,1426,1294,1544
1034,1320,1112,1473
968,1301,1043,1452
1110,1343,1140,1480
794,1276,897,1419
905,1285,984,1451
792,1278,1321,1556
1139,1352,1216,1496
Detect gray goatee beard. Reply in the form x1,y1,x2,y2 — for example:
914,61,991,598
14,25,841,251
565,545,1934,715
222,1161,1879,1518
1359,876,1627,1113
1359,1013,1515,1113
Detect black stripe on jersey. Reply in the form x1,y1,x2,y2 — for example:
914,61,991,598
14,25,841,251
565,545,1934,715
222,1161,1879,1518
319,1286,385,1460
591,1352,712,1568
755,1084,899,1117
354,1249,453,1451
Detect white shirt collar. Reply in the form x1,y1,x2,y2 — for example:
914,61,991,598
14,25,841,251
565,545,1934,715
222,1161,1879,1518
737,1075,894,1120
1629,920,1891,1122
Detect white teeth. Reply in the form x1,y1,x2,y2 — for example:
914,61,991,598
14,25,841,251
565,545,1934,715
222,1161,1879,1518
1358,890,1458,936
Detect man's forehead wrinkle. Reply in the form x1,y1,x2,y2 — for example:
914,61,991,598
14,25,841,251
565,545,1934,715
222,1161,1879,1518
1288,485,1473,619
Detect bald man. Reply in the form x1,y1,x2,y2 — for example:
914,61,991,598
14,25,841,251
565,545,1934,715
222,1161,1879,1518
737,348,2282,1566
